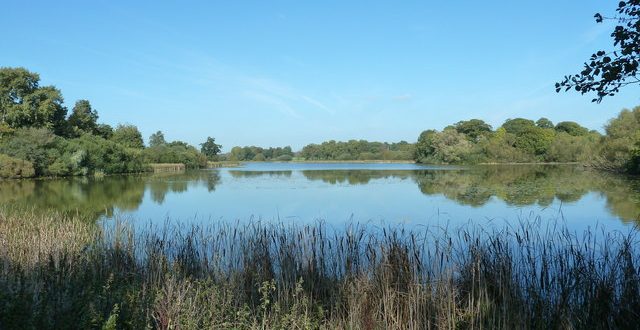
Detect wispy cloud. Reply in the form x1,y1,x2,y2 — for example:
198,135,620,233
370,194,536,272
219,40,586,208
241,76,335,117
242,91,302,118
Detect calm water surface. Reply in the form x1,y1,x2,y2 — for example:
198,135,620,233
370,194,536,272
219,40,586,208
2,163,639,232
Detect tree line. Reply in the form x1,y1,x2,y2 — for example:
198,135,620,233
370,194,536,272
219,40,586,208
0,67,222,178
299,140,414,161
226,146,295,162
221,140,415,162
1,67,638,178
413,111,639,174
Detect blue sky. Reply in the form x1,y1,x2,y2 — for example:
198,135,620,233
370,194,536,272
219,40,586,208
2,1,638,150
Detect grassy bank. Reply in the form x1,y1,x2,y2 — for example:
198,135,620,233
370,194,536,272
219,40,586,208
1,211,639,329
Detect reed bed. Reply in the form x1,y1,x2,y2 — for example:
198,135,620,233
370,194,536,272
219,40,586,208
207,161,241,168
0,210,639,329
149,163,187,173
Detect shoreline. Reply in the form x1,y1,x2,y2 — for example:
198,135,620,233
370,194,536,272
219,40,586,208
0,161,606,182
235,160,584,166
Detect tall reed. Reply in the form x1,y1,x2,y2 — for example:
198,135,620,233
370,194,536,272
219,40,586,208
0,210,638,329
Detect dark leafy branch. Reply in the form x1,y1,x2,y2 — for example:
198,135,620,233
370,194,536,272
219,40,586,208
557,1,640,102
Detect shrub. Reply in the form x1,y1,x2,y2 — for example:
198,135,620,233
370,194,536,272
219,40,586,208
416,129,475,164
0,154,35,178
336,153,353,161
142,143,207,169
55,134,147,175
545,132,599,163
0,128,62,175
276,154,293,161
111,124,144,149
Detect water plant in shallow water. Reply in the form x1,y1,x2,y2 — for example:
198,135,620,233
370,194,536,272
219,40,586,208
0,210,639,329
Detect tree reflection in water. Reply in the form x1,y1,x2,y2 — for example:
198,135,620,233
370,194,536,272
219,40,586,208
0,165,637,223
0,170,222,220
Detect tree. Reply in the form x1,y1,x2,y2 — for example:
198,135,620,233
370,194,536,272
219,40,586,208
142,140,207,169
149,131,166,147
554,121,589,136
200,137,222,160
501,118,535,135
430,129,474,164
95,124,114,139
111,124,144,149
600,106,640,172
414,130,438,162
68,100,98,136
0,67,39,124
454,119,492,141
556,1,640,102
0,67,67,134
228,146,245,161
536,118,554,129
513,126,555,156
415,129,474,164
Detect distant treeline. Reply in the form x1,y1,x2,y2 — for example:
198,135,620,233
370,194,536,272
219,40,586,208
1,67,638,178
219,141,414,162
226,146,295,161
414,111,639,174
299,140,414,161
222,109,638,174
0,67,222,178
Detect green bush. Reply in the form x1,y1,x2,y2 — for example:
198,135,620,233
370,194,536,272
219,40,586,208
0,154,35,178
276,154,293,161
545,132,599,163
416,129,475,164
336,153,353,161
142,142,207,169
358,152,377,160
0,128,62,175
110,124,144,149
0,129,146,177
57,134,147,175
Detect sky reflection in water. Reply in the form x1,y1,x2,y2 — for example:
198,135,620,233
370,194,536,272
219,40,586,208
1,163,638,232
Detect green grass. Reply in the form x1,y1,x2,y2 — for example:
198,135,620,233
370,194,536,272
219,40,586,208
0,210,639,329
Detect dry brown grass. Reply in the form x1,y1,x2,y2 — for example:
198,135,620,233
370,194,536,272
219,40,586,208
149,163,186,173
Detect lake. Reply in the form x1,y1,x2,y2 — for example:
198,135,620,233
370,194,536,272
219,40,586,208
1,163,639,232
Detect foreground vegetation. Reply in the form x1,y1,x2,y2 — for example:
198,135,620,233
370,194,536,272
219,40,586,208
1,209,639,329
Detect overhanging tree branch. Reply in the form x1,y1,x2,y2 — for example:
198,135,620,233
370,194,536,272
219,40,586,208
557,1,640,103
